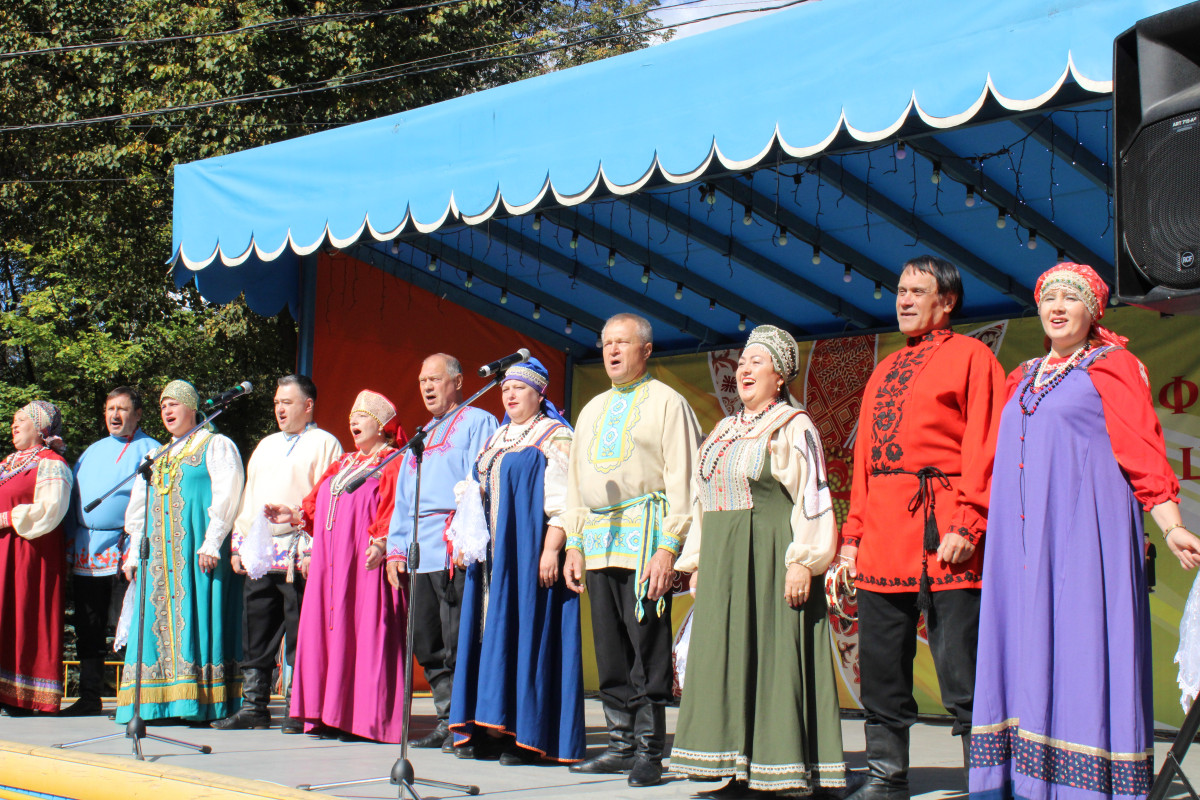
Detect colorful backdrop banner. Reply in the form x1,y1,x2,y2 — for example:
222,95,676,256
571,306,1200,728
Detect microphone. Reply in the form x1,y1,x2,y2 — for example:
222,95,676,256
478,348,530,378
204,381,253,408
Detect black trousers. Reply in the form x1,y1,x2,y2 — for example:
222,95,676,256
857,587,980,736
412,568,465,717
586,567,674,711
72,574,124,661
241,572,305,672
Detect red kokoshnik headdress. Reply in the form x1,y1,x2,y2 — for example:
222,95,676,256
1033,262,1128,349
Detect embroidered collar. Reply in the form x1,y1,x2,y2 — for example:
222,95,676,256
612,372,652,392
905,328,953,347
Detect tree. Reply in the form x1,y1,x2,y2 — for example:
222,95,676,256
0,0,669,455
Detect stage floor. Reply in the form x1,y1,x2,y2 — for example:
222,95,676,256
1,697,1196,799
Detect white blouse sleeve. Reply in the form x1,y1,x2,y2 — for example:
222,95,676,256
542,427,573,529
770,414,837,574
8,458,72,540
197,434,245,558
672,471,704,574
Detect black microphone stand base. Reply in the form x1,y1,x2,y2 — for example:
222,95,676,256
297,757,481,797
55,714,214,760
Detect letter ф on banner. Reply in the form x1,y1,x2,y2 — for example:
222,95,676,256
1160,376,1199,415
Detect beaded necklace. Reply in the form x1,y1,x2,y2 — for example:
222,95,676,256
1018,344,1090,416
151,432,202,495
475,413,546,487
324,446,390,531
698,400,781,482
0,446,46,490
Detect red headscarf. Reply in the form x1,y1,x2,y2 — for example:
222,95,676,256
1033,262,1128,348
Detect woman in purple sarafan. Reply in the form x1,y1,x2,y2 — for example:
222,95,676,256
970,262,1200,800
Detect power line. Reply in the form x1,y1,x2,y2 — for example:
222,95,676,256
0,0,804,133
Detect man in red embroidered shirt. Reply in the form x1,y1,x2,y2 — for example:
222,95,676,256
840,256,1005,800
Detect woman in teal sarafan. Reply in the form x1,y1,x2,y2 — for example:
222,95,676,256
115,380,245,723
671,325,845,798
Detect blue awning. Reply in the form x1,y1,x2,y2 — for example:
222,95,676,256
171,0,1193,351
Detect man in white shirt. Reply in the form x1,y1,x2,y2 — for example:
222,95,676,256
212,375,342,732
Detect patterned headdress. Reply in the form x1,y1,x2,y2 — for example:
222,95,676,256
160,380,200,411
500,357,571,428
744,325,801,384
1034,262,1128,348
20,400,65,454
350,389,400,440
503,357,550,395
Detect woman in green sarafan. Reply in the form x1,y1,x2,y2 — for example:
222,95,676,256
671,325,845,798
115,380,245,723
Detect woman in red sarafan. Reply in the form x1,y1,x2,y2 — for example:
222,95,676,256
0,400,72,714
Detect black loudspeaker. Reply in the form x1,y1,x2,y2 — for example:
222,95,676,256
1114,1,1200,314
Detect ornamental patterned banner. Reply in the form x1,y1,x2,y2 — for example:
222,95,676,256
570,306,1200,728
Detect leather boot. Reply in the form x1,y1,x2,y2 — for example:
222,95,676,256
844,724,910,800
570,703,636,773
211,668,271,729
280,678,302,734
411,677,454,748
961,732,972,790
60,658,105,716
627,704,666,787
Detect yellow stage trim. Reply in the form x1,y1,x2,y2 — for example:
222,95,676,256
0,739,316,800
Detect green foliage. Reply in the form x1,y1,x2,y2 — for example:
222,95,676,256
0,0,667,457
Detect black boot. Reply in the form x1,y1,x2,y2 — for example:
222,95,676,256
627,704,665,787
280,678,302,734
60,658,105,716
570,703,636,774
411,677,453,749
845,724,910,800
211,667,271,730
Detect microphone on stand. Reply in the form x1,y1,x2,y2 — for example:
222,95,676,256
477,348,531,378
203,381,253,408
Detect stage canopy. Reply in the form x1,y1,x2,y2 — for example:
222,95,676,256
170,0,1194,358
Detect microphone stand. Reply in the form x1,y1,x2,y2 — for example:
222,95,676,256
298,376,502,798
55,401,240,760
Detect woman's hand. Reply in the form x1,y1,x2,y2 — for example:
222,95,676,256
197,553,219,573
123,562,137,582
264,503,299,526
365,541,385,571
539,545,561,588
687,569,699,597
1167,527,1200,570
784,563,812,608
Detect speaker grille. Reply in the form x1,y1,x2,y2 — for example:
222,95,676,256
1119,110,1200,290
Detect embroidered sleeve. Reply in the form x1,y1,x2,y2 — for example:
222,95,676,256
198,435,245,558
9,457,72,540
1090,348,1180,510
673,471,704,574
659,392,703,555
772,416,837,573
542,426,572,529
946,344,1006,541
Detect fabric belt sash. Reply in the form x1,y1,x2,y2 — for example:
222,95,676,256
587,491,667,621
874,466,954,610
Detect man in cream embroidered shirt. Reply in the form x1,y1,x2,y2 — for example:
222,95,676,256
562,312,701,788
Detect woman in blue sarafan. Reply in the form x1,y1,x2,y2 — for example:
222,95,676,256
448,357,584,765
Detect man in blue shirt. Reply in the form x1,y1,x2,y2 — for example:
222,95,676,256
62,387,159,716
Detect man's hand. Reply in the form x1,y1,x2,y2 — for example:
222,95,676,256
231,554,246,575
645,548,675,601
300,555,311,580
386,559,407,589
563,550,585,594
936,531,975,565
836,544,858,578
